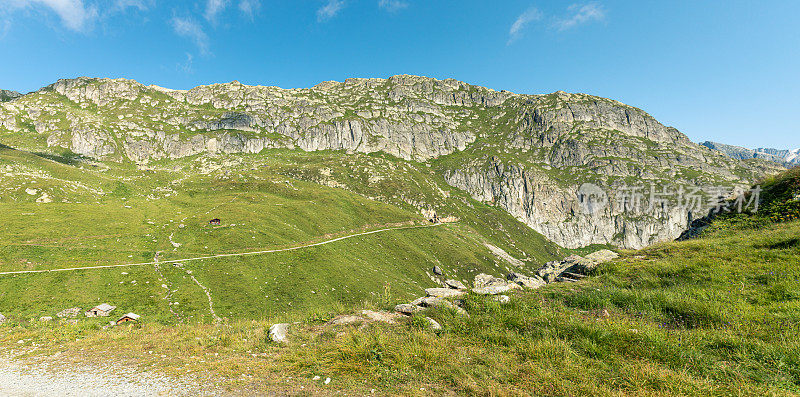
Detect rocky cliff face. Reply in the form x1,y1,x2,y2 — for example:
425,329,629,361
0,75,781,248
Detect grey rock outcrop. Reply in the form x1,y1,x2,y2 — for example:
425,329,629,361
444,279,467,290
507,272,546,289
394,303,422,315
536,250,619,282
472,273,521,295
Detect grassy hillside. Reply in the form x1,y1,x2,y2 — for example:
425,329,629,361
0,145,562,323
2,213,797,396
3,168,798,395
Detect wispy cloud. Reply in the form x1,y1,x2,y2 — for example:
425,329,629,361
204,0,228,23
172,16,210,55
8,0,98,32
112,0,150,12
555,3,605,31
178,52,194,74
317,0,345,22
378,0,408,12
238,0,261,19
0,19,10,40
507,7,542,45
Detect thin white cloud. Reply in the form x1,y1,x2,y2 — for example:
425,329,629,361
555,3,605,31
317,0,344,22
7,0,98,32
378,0,408,12
112,0,150,11
0,20,10,40
204,0,228,22
178,52,194,74
507,7,542,45
172,16,210,54
239,0,261,18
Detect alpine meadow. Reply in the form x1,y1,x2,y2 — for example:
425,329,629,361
0,1,798,396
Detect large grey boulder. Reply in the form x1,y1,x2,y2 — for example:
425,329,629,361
269,323,290,343
394,303,422,315
507,272,546,289
537,255,596,282
473,273,507,289
417,297,468,316
0,313,5,325
473,273,520,295
444,279,467,290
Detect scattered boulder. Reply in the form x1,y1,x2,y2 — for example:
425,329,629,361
56,307,82,319
425,317,442,331
0,313,5,325
417,297,468,316
473,285,514,295
269,323,290,343
444,279,467,290
329,315,364,326
473,273,506,289
432,266,443,276
417,296,449,308
360,310,402,324
472,273,521,294
493,295,510,304
329,311,402,325
39,316,53,322
425,288,465,298
507,272,546,289
410,296,427,306
394,303,422,315
585,249,619,264
537,256,581,282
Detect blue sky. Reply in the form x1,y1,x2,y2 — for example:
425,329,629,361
0,1,797,149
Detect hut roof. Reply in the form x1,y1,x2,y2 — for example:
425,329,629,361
93,303,116,312
118,313,140,321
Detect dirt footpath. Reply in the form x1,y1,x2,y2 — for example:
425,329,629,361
0,357,209,396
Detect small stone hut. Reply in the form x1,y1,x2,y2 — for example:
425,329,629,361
116,313,141,325
85,303,116,317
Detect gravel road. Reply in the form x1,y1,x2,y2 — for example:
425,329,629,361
0,357,208,396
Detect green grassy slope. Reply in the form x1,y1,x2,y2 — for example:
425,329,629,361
0,145,562,323
2,194,798,396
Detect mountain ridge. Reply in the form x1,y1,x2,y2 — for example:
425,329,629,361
701,140,799,167
0,74,783,249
